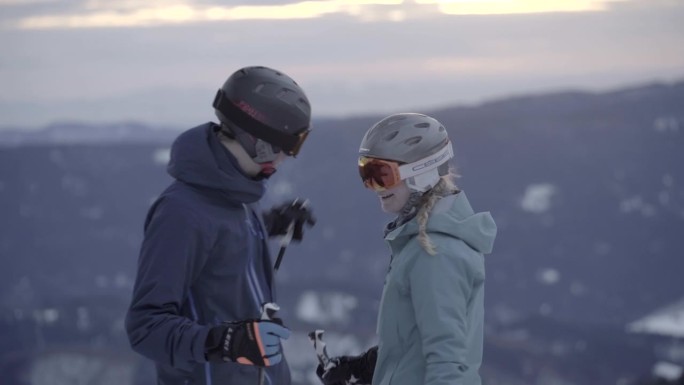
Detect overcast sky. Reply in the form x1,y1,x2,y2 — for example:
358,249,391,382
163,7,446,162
1,0,683,129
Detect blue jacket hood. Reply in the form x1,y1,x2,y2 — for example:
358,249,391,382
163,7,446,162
167,122,265,204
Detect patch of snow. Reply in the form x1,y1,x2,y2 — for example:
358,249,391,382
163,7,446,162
521,183,556,213
61,175,88,197
620,195,657,217
34,308,59,324
113,272,132,289
570,281,587,296
296,291,358,325
490,303,524,325
654,116,680,133
152,148,170,165
30,351,133,385
628,298,684,338
538,268,560,285
620,195,644,213
653,362,683,381
270,180,295,198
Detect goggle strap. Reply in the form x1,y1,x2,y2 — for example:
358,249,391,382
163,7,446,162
213,89,309,156
398,142,453,180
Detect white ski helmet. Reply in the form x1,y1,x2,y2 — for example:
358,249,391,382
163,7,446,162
359,113,453,192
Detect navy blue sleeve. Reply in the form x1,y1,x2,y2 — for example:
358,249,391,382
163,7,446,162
125,198,213,369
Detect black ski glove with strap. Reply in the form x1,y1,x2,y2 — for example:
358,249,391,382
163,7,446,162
263,198,316,242
205,319,291,366
316,346,378,385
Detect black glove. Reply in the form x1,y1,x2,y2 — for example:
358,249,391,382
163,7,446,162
263,198,316,242
205,319,291,366
316,346,377,385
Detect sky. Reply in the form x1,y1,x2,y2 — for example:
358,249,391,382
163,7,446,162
1,0,683,129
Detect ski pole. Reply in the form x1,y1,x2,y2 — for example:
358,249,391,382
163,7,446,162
308,329,333,370
259,198,308,384
258,302,281,385
273,198,308,272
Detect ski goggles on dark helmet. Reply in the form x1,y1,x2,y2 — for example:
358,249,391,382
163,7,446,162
358,142,454,191
213,89,310,157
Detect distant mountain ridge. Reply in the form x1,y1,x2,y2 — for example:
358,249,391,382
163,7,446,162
1,79,682,145
1,79,683,385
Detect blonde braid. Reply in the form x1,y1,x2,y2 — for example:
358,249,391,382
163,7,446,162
416,175,458,255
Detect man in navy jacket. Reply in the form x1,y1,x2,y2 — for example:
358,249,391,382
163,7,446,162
125,66,314,385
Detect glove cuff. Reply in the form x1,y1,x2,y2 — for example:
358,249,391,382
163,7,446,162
205,324,231,362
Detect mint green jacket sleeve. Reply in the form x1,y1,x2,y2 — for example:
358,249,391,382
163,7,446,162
409,246,473,385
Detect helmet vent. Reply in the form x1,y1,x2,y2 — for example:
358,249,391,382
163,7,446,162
404,136,422,146
414,122,430,128
439,125,446,132
276,88,292,100
384,131,399,141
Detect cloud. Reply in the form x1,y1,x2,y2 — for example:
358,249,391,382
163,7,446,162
5,0,635,29
8,0,404,29
419,0,627,15
0,0,58,5
1,0,682,127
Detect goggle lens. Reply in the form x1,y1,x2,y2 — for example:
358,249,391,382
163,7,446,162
287,129,309,156
358,157,401,191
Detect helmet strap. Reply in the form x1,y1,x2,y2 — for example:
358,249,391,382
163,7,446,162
406,169,441,192
225,122,280,164
219,122,236,139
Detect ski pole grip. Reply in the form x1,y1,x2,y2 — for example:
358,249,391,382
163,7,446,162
260,302,280,320
280,198,309,246
308,329,332,369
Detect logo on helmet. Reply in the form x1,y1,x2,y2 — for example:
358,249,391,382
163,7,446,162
235,100,269,125
411,151,450,172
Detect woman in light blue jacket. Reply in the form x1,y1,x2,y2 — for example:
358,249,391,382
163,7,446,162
317,113,497,385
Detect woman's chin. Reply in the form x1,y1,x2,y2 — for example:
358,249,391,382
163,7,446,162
380,199,400,214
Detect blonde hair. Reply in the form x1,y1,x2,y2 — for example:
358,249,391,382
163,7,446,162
416,173,459,255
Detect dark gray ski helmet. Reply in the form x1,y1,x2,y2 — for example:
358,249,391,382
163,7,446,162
359,113,453,191
213,66,312,162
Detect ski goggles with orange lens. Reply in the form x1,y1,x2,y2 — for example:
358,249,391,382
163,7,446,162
358,157,403,191
358,142,454,191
